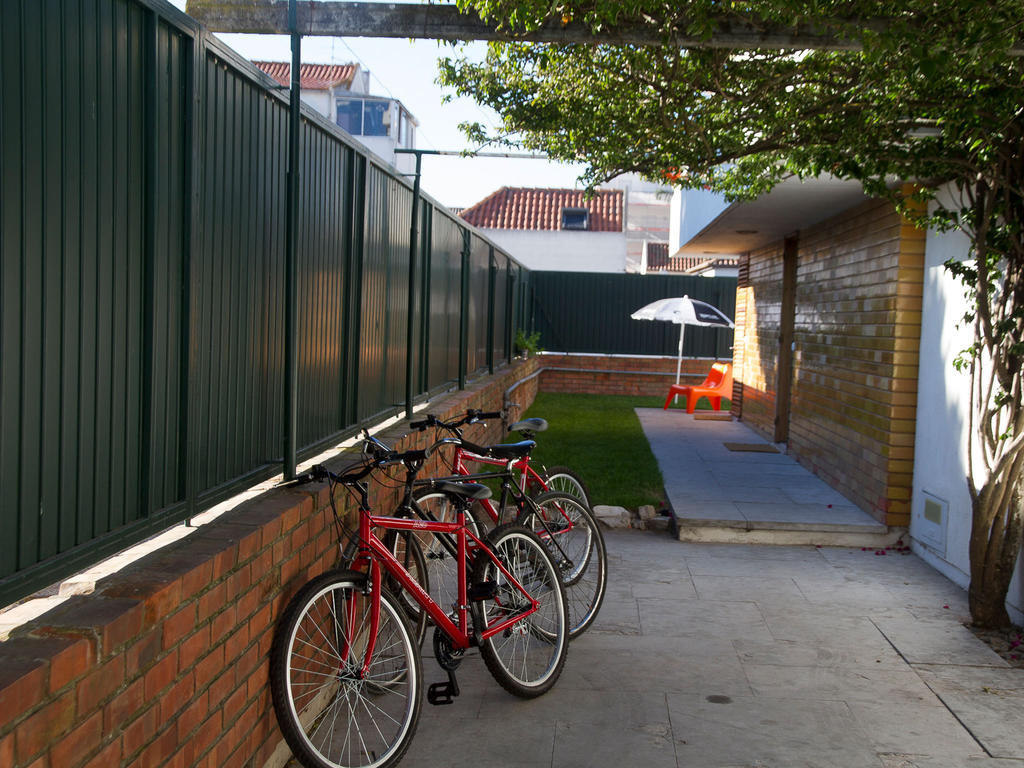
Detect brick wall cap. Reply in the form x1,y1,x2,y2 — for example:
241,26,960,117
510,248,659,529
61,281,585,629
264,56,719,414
32,596,144,658
98,570,184,627
218,491,309,527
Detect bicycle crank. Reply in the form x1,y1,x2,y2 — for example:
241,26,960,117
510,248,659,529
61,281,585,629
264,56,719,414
432,625,466,671
429,625,465,705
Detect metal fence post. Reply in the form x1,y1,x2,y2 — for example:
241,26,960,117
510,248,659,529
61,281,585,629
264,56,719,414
486,247,495,374
506,259,514,365
404,152,423,420
458,229,470,389
419,205,432,394
283,0,300,479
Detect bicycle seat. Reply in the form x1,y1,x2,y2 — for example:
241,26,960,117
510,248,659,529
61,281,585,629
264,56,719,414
509,418,548,433
459,439,535,460
433,481,492,501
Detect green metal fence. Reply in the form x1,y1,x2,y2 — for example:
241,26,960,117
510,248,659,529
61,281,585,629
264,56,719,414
0,0,525,606
528,272,737,358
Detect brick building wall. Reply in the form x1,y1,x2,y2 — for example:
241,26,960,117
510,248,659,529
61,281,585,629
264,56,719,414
0,358,540,768
736,197,925,526
734,244,785,430
729,259,750,417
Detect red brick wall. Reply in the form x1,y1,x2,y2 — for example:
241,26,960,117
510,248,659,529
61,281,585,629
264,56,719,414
736,197,924,525
0,357,539,768
538,354,726,398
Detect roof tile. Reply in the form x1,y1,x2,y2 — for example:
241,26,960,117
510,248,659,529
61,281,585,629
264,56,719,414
253,61,358,91
659,254,740,273
460,187,623,232
646,242,670,268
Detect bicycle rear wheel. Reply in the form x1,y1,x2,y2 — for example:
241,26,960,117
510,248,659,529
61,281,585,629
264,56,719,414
270,569,422,768
522,491,607,639
529,465,592,509
472,524,568,698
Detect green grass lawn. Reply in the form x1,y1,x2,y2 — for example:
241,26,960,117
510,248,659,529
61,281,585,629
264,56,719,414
520,393,669,510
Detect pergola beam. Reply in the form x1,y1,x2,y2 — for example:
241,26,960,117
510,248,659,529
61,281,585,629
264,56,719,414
184,0,880,51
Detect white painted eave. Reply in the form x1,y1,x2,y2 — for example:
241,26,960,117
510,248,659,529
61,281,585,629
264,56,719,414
677,175,871,256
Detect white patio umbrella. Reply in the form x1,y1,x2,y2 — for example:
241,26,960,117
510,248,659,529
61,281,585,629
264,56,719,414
630,296,735,387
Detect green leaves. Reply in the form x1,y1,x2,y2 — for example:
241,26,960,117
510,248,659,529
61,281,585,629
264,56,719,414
440,4,1024,481
441,0,1024,198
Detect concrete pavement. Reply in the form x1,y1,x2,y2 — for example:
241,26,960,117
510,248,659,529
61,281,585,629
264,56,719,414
402,527,1023,768
391,411,1024,768
637,407,892,547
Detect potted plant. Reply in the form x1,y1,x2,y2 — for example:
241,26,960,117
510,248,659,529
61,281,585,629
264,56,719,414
514,329,543,359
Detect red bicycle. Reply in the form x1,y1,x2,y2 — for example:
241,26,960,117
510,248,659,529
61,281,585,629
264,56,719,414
270,440,569,768
407,410,607,638
426,409,592,507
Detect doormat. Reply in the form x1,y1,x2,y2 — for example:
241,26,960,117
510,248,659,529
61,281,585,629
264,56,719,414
723,442,779,453
695,413,733,421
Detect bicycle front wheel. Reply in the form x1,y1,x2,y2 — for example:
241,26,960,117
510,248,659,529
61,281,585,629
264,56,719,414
270,570,422,768
523,491,608,639
472,524,568,698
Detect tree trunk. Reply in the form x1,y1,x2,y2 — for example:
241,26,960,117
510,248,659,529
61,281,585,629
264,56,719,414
969,481,1024,629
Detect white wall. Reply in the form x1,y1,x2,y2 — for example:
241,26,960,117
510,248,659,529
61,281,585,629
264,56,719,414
670,187,731,253
914,189,1024,623
299,89,334,121
359,134,416,175
479,229,627,272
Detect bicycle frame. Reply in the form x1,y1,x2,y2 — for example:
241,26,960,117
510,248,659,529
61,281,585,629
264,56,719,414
443,445,547,525
349,500,541,659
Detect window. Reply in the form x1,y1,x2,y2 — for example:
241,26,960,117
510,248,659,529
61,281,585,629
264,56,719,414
335,97,391,137
403,109,416,147
397,108,415,148
561,207,589,230
336,99,362,134
362,100,388,136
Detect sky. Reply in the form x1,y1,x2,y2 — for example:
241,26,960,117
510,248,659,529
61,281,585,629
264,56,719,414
165,0,587,209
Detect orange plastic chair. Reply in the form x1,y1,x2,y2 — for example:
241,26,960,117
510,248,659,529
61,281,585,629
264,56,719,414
663,362,733,413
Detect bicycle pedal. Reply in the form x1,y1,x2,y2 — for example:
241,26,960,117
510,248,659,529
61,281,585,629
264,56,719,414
468,580,497,601
427,670,460,706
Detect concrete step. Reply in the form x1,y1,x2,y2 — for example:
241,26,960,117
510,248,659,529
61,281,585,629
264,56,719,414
675,517,903,547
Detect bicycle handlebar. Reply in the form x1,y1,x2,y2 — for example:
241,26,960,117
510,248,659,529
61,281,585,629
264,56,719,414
291,430,448,488
410,408,503,434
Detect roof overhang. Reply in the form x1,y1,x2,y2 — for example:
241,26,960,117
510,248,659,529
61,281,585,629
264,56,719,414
677,175,871,256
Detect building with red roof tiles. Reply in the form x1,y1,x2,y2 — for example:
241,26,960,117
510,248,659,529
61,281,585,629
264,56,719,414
459,176,672,272
459,187,626,271
253,61,419,174
460,187,623,232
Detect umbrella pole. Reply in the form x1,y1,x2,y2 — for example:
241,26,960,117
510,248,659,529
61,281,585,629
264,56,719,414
674,324,685,404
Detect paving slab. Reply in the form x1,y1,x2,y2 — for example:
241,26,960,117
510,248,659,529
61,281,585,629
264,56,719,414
733,637,908,669
743,661,942,704
667,693,880,768
554,707,678,768
874,616,1010,666
913,665,1024,758
847,698,987,760
692,574,806,603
